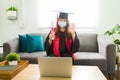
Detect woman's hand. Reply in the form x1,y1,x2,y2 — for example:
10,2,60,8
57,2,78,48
48,32,55,45
68,23,76,40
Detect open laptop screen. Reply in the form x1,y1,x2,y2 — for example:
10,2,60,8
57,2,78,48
38,57,72,78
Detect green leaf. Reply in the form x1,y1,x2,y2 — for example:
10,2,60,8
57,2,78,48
111,28,115,34
104,31,113,36
0,55,2,62
6,6,17,12
117,31,120,34
115,24,120,31
114,39,120,45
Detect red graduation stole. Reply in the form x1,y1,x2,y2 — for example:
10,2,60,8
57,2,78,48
53,35,75,60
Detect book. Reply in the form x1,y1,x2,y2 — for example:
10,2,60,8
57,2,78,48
0,65,17,70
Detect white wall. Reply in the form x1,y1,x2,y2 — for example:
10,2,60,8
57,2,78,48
0,0,42,46
96,0,120,34
0,0,120,46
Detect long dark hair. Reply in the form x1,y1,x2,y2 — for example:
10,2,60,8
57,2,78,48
55,19,72,39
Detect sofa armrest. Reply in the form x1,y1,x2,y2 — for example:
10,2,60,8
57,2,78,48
97,36,116,74
3,38,19,60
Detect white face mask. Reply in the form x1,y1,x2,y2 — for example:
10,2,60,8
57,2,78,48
58,21,67,27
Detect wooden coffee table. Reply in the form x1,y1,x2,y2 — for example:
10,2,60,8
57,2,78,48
0,60,29,80
12,64,107,80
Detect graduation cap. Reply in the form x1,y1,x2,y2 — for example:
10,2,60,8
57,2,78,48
59,12,68,19
55,11,73,19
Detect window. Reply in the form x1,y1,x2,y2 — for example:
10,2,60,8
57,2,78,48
37,0,99,29
22,0,99,29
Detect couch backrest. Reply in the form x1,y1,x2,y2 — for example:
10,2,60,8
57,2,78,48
29,33,98,52
77,33,98,52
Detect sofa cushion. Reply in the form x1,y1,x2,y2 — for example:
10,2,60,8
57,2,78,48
77,34,98,52
19,35,27,52
74,52,105,59
18,51,47,63
74,52,107,72
26,34,44,53
19,51,47,58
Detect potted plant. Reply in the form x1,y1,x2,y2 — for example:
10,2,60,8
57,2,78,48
104,24,120,52
6,6,18,20
6,52,20,65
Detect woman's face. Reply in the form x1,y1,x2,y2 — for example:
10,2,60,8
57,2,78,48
58,18,67,28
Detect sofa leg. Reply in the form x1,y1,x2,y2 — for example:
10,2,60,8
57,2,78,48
108,74,114,80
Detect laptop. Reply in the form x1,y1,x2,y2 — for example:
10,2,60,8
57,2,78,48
38,57,72,78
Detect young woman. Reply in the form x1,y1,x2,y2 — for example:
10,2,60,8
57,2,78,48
45,12,79,60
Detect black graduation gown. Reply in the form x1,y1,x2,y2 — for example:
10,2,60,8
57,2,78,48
44,31,79,57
